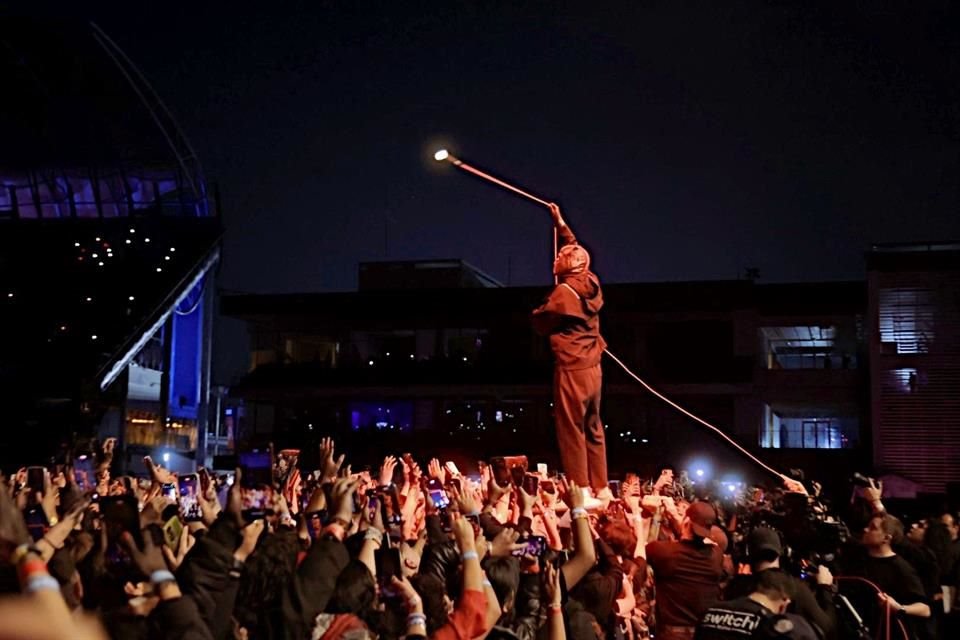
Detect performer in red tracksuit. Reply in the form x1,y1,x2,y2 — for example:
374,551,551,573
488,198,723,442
531,203,608,495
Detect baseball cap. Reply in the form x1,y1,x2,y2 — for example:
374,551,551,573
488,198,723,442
748,527,783,557
686,501,717,538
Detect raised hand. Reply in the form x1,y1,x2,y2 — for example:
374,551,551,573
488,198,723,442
543,561,562,606
143,456,176,485
451,513,477,553
488,528,525,557
560,478,584,511
121,531,168,577
428,458,447,484
517,484,537,516
781,474,809,496
379,456,398,487
330,476,359,523
547,202,566,227
319,437,345,483
488,476,510,506
162,527,196,571
450,483,478,516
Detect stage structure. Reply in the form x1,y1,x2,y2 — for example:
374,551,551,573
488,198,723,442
0,16,222,473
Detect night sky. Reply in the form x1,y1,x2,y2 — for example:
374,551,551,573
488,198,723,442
61,2,960,379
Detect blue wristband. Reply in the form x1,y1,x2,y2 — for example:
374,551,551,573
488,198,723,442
571,507,587,518
25,575,60,594
150,570,176,585
461,550,479,561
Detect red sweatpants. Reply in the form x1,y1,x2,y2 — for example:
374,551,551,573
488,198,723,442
554,364,607,490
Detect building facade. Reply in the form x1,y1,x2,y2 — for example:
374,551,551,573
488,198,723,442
868,243,960,493
223,260,873,487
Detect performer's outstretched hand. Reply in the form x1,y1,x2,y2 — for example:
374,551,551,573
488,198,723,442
548,202,565,227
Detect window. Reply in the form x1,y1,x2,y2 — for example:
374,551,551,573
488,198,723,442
760,407,857,449
879,288,934,354
760,326,852,369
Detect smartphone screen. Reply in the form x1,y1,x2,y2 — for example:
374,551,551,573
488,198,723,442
490,457,510,486
241,485,274,521
102,495,142,566
161,483,178,502
379,485,403,540
511,535,547,558
74,456,95,492
427,478,450,510
24,507,48,541
541,480,556,494
522,474,539,496
376,548,402,596
447,477,462,493
179,474,202,522
510,465,526,487
27,466,46,494
305,510,327,540
239,449,274,488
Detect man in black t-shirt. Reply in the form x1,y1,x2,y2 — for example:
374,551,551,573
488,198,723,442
696,570,819,639
845,514,931,639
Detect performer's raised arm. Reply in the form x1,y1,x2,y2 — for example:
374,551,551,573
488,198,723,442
548,203,578,248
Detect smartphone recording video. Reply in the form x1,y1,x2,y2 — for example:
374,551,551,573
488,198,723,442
74,455,95,492
178,474,203,522
427,478,450,510
239,447,275,521
379,484,403,540
305,510,327,540
522,474,540,496
239,448,274,488
511,535,547,559
161,483,178,502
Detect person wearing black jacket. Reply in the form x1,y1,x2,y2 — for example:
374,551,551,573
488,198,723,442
724,528,837,639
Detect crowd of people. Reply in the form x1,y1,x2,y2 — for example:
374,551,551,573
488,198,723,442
1,436,959,640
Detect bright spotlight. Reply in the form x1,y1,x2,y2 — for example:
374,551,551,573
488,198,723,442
727,484,737,492
162,452,170,463
434,149,449,161
696,469,705,477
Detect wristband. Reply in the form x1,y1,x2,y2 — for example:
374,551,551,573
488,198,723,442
47,515,59,527
571,507,587,518
150,570,176,585
466,509,481,517
25,575,60,594
461,550,479,561
407,613,427,627
18,559,48,577
548,604,563,616
41,536,64,551
365,527,384,542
